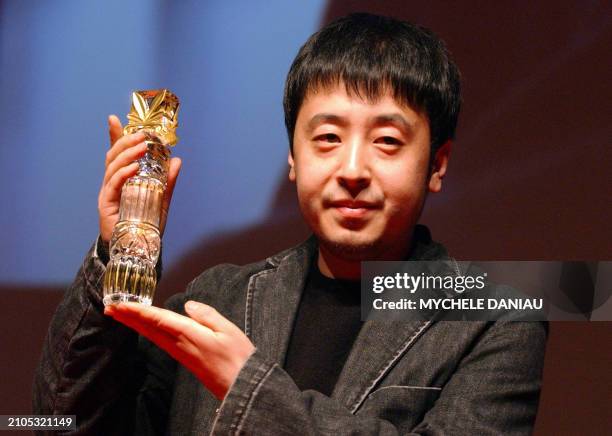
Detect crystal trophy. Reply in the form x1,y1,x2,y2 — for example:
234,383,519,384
102,89,179,306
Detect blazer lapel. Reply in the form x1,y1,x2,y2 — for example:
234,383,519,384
245,236,317,365
243,226,453,412
333,225,454,413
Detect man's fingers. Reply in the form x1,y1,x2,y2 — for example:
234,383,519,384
106,302,214,339
106,306,202,360
184,301,241,334
104,142,147,184
107,305,176,340
108,115,124,147
105,131,146,167
105,163,140,202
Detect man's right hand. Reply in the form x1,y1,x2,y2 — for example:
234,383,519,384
97,115,182,244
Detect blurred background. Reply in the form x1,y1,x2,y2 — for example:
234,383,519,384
1,1,610,434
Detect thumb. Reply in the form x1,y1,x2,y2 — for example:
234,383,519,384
160,157,182,234
162,157,182,211
108,114,124,147
184,301,240,334
166,157,182,197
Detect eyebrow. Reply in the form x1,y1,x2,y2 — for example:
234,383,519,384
306,113,349,132
306,113,414,135
373,114,414,134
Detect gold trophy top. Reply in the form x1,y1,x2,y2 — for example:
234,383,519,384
124,89,179,146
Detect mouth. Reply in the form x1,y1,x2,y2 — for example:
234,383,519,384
329,200,380,219
334,206,373,219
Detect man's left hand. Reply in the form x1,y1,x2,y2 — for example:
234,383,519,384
105,300,255,400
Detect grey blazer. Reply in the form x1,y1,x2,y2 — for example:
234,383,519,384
33,227,547,435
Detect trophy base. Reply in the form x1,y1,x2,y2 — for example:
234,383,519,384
103,292,152,306
103,255,157,306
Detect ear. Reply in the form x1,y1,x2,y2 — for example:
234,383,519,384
428,140,452,193
288,151,296,182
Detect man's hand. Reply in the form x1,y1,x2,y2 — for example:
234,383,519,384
104,301,256,400
98,115,182,243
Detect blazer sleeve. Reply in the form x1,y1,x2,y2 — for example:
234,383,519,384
32,237,181,436
211,320,547,435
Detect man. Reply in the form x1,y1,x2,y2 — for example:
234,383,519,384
34,13,546,435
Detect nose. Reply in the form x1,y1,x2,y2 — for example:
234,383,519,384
336,140,371,197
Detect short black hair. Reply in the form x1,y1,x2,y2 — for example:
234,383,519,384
283,13,461,155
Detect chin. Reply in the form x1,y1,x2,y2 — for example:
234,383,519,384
316,229,382,261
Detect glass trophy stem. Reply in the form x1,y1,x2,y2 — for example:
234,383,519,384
102,141,170,306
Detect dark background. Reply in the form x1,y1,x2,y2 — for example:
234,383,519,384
1,1,611,434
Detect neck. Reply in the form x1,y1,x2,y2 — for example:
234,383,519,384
317,233,414,280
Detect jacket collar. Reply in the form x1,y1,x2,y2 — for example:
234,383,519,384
244,235,315,365
246,225,449,412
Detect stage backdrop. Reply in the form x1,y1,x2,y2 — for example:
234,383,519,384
0,0,325,285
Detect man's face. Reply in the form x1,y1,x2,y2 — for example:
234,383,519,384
289,84,449,261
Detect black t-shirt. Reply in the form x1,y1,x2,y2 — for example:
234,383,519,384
283,258,363,396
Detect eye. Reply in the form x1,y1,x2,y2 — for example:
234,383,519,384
315,133,341,143
374,136,403,146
